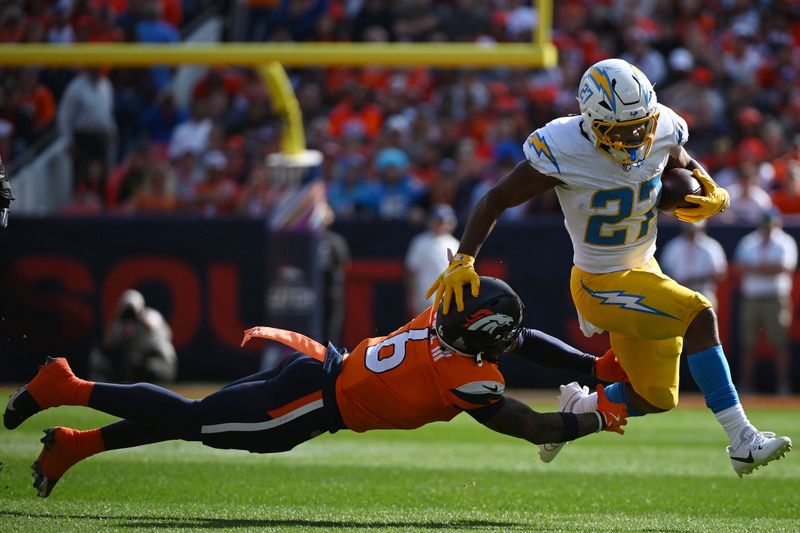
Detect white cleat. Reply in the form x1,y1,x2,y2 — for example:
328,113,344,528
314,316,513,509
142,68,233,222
727,428,792,477
539,382,590,463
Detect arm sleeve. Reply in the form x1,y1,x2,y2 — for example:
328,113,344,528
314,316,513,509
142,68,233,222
512,327,595,375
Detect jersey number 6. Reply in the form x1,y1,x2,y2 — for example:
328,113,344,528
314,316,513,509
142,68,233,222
365,328,429,374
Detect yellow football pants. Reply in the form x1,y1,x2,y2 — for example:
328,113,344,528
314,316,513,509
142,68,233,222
570,258,712,410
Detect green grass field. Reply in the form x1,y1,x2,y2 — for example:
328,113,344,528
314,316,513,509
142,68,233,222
0,390,797,532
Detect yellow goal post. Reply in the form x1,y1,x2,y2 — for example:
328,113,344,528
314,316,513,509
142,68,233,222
0,1,556,160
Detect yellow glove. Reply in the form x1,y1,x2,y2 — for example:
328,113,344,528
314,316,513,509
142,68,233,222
425,253,480,314
675,169,730,223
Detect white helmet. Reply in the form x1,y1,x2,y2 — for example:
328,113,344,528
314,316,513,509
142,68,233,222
577,58,659,169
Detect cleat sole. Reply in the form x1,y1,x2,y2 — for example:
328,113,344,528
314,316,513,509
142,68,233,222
735,440,792,477
31,428,59,498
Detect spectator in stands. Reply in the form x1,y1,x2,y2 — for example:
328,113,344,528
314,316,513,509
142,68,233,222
349,0,394,42
327,154,381,219
733,211,798,395
240,0,279,42
58,68,116,197
373,147,424,220
404,204,459,317
135,0,180,92
237,164,274,216
89,289,178,383
172,148,202,205
393,0,442,42
140,91,187,147
772,161,800,215
659,221,728,309
0,4,24,43
47,1,75,44
722,25,763,86
168,98,212,161
328,82,383,139
191,150,238,215
132,162,179,213
270,0,329,42
720,163,774,224
90,5,125,43
620,27,667,87
107,142,153,206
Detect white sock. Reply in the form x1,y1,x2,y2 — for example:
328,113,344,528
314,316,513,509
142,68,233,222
715,404,754,444
572,392,598,414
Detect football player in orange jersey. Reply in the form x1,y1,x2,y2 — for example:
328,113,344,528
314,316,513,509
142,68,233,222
5,277,628,498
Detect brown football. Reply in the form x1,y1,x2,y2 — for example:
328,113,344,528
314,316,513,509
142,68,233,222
658,168,704,213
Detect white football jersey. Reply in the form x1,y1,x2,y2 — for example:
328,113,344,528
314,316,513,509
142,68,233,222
523,103,689,273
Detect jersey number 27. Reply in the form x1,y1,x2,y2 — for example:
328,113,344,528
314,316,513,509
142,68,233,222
584,175,661,246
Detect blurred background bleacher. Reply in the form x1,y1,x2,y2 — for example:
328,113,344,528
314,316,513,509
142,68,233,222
1,0,799,395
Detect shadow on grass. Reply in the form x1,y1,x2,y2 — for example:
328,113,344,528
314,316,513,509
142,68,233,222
0,510,524,530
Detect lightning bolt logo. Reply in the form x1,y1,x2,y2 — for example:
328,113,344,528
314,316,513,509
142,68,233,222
589,67,616,112
526,132,560,173
581,281,677,319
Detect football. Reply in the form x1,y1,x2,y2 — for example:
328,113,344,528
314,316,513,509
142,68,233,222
658,168,704,213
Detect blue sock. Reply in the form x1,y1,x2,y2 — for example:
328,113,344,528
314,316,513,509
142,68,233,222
686,345,739,413
603,382,644,417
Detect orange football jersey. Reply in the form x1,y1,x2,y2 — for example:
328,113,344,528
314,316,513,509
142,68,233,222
335,308,505,432
241,308,505,434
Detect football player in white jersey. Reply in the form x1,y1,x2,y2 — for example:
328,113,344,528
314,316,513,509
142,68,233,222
427,58,791,476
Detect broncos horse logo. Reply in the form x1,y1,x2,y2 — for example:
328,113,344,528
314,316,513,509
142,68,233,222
464,309,515,337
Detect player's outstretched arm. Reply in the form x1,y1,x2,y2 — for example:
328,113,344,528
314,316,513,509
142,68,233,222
511,328,628,382
427,162,562,313
475,392,627,445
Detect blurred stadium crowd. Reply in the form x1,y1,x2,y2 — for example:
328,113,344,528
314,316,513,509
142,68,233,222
1,0,799,223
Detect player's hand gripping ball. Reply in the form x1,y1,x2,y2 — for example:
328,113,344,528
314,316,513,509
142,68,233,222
674,169,729,223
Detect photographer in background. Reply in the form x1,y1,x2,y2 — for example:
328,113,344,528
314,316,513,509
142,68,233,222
89,289,178,383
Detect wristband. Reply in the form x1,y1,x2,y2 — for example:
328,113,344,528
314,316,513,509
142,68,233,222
594,411,604,433
558,412,580,442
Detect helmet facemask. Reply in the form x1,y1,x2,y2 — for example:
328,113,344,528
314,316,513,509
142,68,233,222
591,112,659,168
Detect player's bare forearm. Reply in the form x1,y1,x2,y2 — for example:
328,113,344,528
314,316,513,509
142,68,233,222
481,396,600,445
457,193,501,257
458,162,561,257
667,146,710,175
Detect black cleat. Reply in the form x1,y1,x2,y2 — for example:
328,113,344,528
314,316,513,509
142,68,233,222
4,386,41,430
4,357,65,430
32,428,59,498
